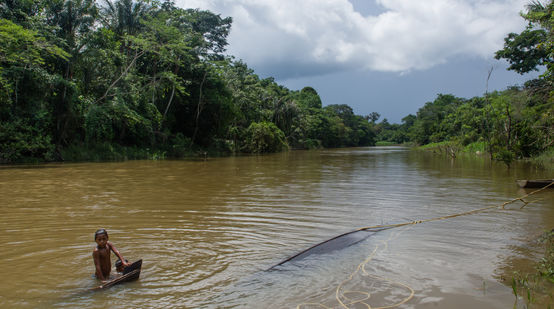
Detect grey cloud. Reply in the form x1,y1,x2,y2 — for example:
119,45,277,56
177,0,528,78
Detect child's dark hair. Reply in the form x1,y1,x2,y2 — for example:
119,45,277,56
94,229,108,240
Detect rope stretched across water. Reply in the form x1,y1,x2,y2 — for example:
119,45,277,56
355,181,553,233
293,181,553,309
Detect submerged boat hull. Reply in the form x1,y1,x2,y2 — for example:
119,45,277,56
516,179,554,188
93,259,142,290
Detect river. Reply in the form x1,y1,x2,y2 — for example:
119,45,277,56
0,147,553,308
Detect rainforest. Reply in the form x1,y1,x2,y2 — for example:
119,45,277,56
0,0,552,164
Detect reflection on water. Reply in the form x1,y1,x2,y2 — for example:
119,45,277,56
0,147,553,308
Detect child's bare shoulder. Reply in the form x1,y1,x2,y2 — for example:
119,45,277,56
93,246,107,255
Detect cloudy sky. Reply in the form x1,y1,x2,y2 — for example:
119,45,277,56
176,0,539,123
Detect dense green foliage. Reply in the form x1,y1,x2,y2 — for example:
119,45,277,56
0,0,376,163
376,1,554,164
2,0,553,164
376,82,553,163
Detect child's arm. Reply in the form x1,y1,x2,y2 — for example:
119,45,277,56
108,242,130,267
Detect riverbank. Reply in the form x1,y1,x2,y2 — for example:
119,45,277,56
57,142,223,162
415,140,554,170
4,141,553,170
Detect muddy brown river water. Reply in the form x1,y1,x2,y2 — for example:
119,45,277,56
0,147,553,308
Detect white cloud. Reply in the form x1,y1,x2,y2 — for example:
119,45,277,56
175,0,528,78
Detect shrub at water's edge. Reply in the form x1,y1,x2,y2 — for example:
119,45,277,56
509,230,554,308
375,141,398,146
242,122,289,154
529,147,554,167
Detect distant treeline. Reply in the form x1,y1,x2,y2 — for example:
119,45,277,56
374,84,552,162
375,1,553,164
1,0,552,164
0,0,376,163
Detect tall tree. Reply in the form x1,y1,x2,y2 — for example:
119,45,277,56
101,0,151,36
495,0,554,78
45,0,98,144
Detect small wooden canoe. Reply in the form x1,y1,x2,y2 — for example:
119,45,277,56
516,179,554,188
93,259,142,290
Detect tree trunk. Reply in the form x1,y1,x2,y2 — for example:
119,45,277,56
484,66,494,161
191,71,208,146
506,104,512,150
160,61,181,126
162,84,176,123
96,49,145,104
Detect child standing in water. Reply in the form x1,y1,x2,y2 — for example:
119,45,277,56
93,229,129,281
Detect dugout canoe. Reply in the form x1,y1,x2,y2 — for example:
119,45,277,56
93,259,142,290
516,179,554,188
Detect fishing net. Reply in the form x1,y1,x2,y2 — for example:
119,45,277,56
268,227,390,270
266,183,553,308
